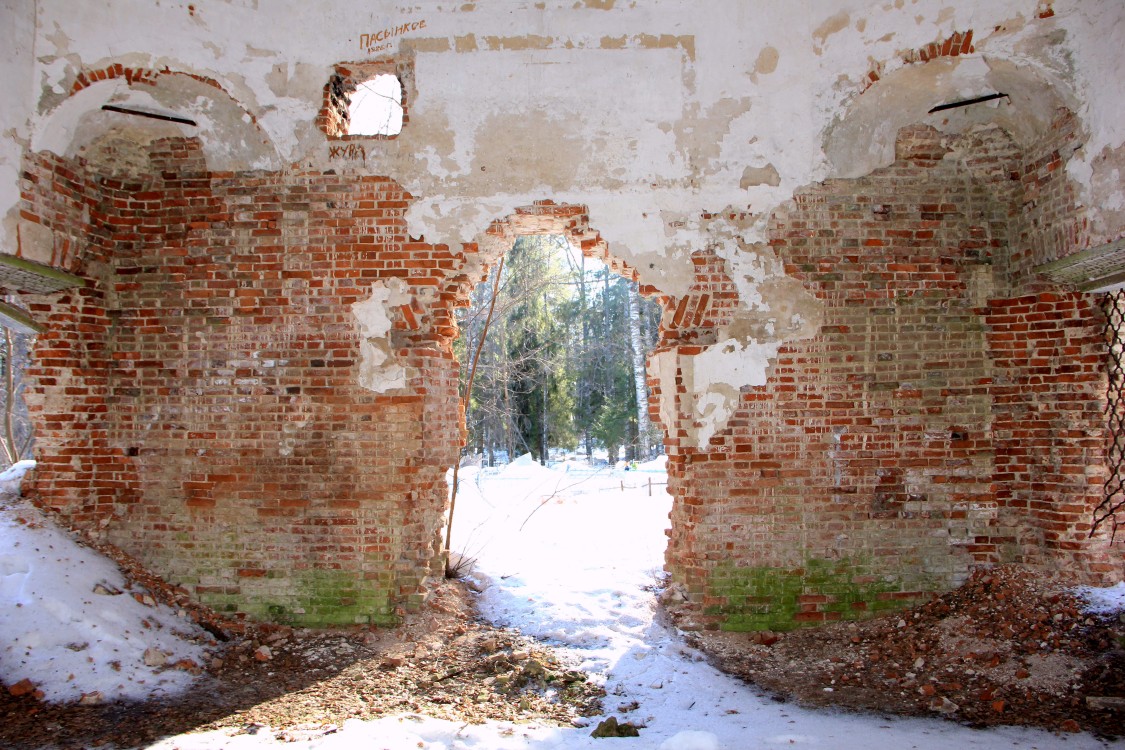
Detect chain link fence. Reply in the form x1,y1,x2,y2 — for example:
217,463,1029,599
1094,290,1125,540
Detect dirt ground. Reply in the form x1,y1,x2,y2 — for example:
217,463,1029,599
0,567,604,750
2,544,1122,748
683,566,1125,740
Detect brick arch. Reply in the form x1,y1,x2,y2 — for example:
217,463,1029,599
825,33,1077,183
433,198,679,457
432,199,680,358
447,200,657,303
35,62,276,176
69,62,228,99
859,29,977,95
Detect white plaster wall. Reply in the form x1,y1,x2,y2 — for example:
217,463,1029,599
15,1,1124,258
0,0,37,259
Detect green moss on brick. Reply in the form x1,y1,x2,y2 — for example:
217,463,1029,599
705,557,924,632
198,569,401,627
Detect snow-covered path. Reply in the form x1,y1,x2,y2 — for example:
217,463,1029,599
446,457,1122,750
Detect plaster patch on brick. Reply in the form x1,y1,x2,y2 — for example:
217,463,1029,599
1073,142,1125,246
712,212,824,339
649,348,678,440
650,215,823,448
16,220,56,266
653,334,788,450
279,418,310,458
352,279,411,393
687,338,781,448
587,199,696,297
740,163,780,189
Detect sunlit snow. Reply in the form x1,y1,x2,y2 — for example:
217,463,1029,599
0,461,209,704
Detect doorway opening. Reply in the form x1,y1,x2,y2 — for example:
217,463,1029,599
455,233,662,470
443,227,672,663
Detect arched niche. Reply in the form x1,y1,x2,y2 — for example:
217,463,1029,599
825,54,1079,180
32,66,279,175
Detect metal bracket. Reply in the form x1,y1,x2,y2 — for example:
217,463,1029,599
0,254,85,295
1034,238,1125,293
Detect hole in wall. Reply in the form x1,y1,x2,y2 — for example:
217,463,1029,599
346,73,404,137
0,321,35,469
455,234,661,469
321,61,411,139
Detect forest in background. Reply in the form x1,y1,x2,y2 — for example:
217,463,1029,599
454,235,662,466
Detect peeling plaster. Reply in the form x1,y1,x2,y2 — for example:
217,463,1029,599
0,0,1122,327
814,12,852,54
352,279,411,394
4,5,1111,232
32,74,279,173
753,45,779,77
651,212,823,449
688,339,781,447
740,163,780,189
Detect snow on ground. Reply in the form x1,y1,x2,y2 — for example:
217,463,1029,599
1076,581,1125,616
0,461,209,704
151,454,1124,749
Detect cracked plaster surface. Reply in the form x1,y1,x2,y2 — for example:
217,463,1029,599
352,279,411,394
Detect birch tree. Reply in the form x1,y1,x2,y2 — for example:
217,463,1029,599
627,284,650,460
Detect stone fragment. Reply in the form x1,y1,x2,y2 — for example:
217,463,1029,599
143,647,168,667
254,645,273,662
591,717,641,738
1087,696,1125,710
7,679,36,697
929,696,959,714
752,631,780,646
175,658,200,673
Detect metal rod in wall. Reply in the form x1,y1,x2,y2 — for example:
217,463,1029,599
101,104,197,127
928,93,1009,114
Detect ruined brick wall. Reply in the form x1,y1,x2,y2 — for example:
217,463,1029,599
20,139,460,625
19,150,124,527
984,110,1116,578
663,123,1118,631
17,118,1119,631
